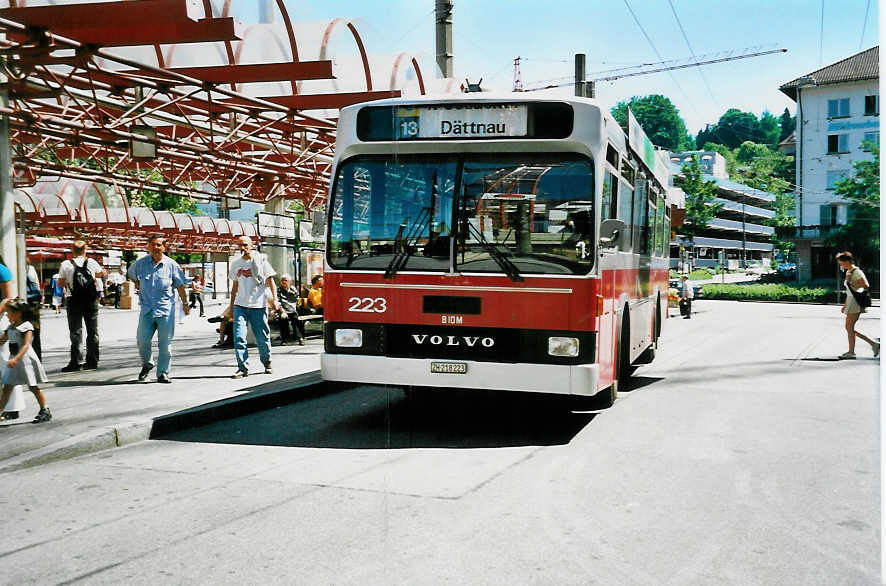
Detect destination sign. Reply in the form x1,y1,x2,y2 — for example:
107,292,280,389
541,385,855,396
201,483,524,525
395,104,528,140
357,102,573,142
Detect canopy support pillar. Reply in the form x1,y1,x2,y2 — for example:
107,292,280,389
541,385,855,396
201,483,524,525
0,85,19,293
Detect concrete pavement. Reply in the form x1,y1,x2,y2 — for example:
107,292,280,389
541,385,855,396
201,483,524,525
0,299,878,584
0,297,324,472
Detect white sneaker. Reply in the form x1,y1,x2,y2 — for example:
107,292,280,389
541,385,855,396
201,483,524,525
839,351,856,359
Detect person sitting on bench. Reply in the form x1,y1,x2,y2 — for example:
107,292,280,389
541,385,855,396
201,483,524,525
276,274,305,345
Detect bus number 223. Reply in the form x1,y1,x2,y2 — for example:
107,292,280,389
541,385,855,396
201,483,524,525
348,297,388,313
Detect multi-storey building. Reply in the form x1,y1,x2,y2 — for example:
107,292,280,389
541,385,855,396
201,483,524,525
779,46,879,281
670,151,775,269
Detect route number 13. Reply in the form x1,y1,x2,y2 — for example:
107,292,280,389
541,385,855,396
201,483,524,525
348,297,388,313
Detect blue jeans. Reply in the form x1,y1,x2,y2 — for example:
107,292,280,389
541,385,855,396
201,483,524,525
137,312,175,375
233,305,271,372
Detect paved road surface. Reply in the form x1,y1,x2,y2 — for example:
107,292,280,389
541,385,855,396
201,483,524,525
0,300,879,585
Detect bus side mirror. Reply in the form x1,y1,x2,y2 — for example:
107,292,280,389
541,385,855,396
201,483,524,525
599,219,627,249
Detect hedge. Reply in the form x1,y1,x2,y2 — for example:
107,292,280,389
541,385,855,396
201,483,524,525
670,268,716,280
701,283,832,302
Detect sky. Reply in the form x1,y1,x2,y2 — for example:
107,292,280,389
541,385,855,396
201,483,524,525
230,0,880,137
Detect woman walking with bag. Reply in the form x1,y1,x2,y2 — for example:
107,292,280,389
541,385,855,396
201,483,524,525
836,251,879,359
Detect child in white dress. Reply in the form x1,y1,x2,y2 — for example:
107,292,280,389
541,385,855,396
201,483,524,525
0,299,50,423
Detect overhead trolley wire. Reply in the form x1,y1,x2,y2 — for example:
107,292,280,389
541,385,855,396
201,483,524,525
621,0,699,113
859,0,872,50
819,0,825,65
666,0,718,109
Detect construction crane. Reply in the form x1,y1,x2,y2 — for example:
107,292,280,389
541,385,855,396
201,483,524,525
515,46,787,92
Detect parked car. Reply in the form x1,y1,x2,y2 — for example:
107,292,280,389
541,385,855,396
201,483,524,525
669,278,703,298
776,262,797,279
745,262,768,276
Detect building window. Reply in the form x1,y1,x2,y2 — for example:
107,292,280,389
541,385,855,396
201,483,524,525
827,134,849,154
826,169,848,190
819,204,838,230
862,132,879,150
864,95,879,116
827,98,850,118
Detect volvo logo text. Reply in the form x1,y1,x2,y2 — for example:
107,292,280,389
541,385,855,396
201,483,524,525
411,334,494,347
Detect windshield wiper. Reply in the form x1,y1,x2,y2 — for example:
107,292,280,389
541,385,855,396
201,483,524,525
464,219,523,282
384,206,431,278
385,169,441,279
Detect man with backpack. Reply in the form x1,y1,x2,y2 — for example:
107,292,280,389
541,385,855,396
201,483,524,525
58,240,104,372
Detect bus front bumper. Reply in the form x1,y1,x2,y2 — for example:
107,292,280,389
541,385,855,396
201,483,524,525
321,353,599,396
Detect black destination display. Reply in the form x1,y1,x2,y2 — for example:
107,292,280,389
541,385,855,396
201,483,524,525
357,102,573,141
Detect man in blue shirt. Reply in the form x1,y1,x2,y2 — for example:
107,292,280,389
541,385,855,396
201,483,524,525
128,235,190,383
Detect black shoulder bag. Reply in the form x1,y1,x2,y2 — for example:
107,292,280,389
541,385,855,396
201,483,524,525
848,270,873,308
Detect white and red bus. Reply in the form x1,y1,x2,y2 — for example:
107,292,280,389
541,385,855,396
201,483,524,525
321,95,673,407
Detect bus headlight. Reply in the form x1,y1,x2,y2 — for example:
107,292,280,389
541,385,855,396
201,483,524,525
548,337,579,357
335,328,363,348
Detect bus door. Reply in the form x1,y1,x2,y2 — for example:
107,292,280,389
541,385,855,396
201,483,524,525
596,169,619,389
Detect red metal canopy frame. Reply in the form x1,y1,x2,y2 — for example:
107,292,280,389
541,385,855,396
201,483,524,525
15,178,259,254
0,0,423,219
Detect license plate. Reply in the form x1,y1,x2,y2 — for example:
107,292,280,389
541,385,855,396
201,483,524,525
430,362,467,374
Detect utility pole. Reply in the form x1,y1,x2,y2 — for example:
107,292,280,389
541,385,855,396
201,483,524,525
512,57,522,92
435,0,454,78
741,202,747,268
574,54,594,97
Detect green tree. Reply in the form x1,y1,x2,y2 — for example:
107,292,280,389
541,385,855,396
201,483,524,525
736,141,772,164
702,108,766,149
778,107,796,142
611,95,692,151
758,111,781,146
678,156,722,238
695,125,713,149
826,143,880,274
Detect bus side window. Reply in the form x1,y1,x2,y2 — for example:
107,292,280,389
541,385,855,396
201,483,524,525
632,177,649,255
617,180,633,250
647,191,658,257
657,193,667,257
601,171,617,221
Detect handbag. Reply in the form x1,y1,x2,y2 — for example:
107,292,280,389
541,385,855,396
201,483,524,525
849,286,873,308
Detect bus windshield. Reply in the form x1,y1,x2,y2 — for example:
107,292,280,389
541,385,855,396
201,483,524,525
329,153,594,276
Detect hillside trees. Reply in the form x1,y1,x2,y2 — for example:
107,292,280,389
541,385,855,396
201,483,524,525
778,108,796,142
695,108,793,149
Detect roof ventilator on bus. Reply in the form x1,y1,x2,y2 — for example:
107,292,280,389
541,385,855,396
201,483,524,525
599,218,629,250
